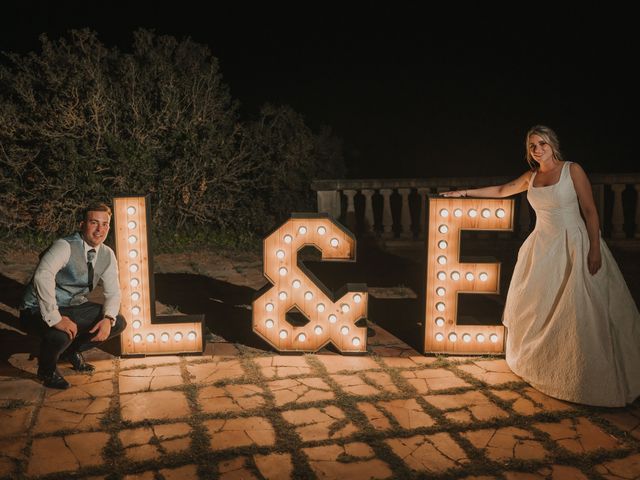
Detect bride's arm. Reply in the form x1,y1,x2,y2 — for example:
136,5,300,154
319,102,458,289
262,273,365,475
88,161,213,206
569,163,601,275
442,170,533,198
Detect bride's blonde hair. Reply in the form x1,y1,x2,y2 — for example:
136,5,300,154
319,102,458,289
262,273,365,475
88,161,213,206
525,125,564,170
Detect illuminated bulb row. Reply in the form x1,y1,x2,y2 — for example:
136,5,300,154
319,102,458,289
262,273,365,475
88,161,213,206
126,206,144,331
282,233,339,248
269,325,360,346
436,271,489,281
133,331,197,343
434,332,499,343
265,302,351,314
439,208,506,219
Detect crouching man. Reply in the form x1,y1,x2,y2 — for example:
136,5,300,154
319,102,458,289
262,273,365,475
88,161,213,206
20,203,126,389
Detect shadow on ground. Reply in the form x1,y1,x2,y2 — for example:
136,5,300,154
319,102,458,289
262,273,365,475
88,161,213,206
2,238,639,369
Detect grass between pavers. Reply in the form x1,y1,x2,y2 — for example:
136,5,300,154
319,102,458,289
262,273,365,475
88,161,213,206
1,348,639,479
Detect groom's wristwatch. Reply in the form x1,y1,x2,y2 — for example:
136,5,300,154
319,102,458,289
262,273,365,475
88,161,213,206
104,315,116,327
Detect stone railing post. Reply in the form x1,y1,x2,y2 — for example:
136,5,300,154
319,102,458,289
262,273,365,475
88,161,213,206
611,184,626,239
380,188,394,239
343,189,357,233
362,189,375,235
417,187,430,239
398,188,412,239
316,190,341,219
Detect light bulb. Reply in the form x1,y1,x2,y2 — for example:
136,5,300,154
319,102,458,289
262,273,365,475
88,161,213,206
436,302,445,312
353,294,362,303
298,226,307,235
279,330,288,339
304,291,313,300
439,225,448,234
130,278,140,287
438,240,448,249
468,209,477,218
481,208,491,218
132,320,141,329
479,272,488,281
161,333,169,343
146,334,155,343
490,334,499,343
435,333,444,342
439,208,449,217
129,264,139,273
341,304,350,313
276,250,285,259
131,306,140,315
340,326,349,335
279,267,288,276
128,250,138,258
314,326,323,335
265,319,274,329
454,208,463,217
437,271,447,280
496,208,506,218
292,280,301,289
127,221,136,229
435,317,445,327
188,331,196,340
265,303,274,312
279,291,287,301
133,334,142,343
128,235,137,244
283,234,293,244
127,206,136,215
436,287,446,296
316,303,325,312
451,271,461,281
328,314,337,324
131,292,140,301
437,255,447,265
317,226,326,235
352,337,361,346
449,333,458,342
298,333,306,342
330,238,339,247
477,334,485,343
174,332,183,341
462,333,471,343
466,272,475,281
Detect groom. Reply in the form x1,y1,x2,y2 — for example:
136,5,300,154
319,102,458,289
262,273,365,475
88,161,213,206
20,203,126,389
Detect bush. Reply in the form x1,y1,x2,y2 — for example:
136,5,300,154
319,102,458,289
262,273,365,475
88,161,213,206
0,29,344,247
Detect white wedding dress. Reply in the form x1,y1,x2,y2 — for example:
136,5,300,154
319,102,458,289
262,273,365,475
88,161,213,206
503,161,640,407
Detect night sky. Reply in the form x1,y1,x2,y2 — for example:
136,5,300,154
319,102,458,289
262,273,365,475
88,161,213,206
2,3,636,179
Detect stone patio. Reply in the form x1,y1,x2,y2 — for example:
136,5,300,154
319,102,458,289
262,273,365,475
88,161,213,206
1,244,639,479
1,323,640,480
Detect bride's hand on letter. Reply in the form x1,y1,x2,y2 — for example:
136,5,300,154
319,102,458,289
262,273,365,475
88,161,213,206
441,190,466,198
587,248,602,275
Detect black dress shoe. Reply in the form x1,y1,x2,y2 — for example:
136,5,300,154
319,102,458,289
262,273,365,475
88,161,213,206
62,351,95,373
37,369,70,389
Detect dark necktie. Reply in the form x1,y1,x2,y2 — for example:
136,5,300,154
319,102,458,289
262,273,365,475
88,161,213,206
87,248,96,291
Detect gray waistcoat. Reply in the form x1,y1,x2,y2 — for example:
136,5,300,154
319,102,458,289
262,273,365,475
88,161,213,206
22,232,111,310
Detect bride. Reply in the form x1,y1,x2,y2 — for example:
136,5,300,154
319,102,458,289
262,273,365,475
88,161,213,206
443,125,640,407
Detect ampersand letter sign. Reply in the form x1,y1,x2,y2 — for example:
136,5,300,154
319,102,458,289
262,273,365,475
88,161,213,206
253,214,368,353
113,196,204,355
424,195,514,354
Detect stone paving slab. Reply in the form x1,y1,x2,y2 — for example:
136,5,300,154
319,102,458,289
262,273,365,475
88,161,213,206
1,329,640,479
303,442,393,479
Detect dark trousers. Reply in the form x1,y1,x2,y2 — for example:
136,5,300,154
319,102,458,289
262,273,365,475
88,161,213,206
20,302,126,374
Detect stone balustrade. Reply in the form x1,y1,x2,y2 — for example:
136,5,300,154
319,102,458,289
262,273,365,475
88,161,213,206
311,174,640,243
